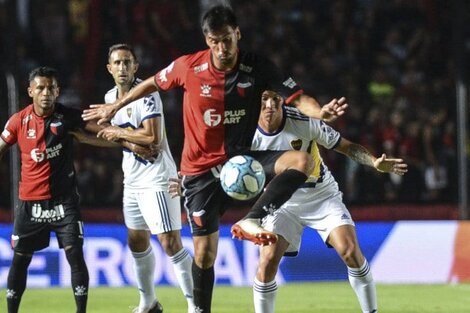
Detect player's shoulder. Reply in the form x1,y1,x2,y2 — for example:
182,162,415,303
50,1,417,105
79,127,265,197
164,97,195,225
284,106,310,122
238,50,274,69
54,102,82,116
104,86,118,103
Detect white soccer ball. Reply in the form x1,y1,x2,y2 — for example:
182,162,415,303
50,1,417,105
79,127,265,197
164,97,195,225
220,155,266,200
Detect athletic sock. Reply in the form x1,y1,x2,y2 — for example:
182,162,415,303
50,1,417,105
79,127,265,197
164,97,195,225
65,246,89,313
253,278,277,313
246,169,307,219
132,246,157,309
6,253,32,313
348,260,378,313
170,248,195,312
192,262,214,313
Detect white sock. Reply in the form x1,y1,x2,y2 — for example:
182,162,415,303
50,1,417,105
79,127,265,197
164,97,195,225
348,260,377,313
132,246,156,309
253,278,277,313
170,248,195,312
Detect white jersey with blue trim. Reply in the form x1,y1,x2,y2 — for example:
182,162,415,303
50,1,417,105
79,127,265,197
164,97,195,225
105,78,178,191
251,106,341,202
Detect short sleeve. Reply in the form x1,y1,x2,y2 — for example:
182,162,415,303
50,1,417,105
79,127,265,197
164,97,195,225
310,119,341,149
154,56,188,91
1,113,19,145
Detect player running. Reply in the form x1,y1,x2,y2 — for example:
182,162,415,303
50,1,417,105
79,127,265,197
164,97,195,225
250,90,408,313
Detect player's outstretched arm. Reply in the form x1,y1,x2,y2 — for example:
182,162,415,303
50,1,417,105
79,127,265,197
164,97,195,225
335,138,408,176
291,94,348,122
81,76,159,124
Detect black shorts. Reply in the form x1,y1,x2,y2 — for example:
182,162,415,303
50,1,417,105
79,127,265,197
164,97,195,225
182,150,285,236
12,197,84,253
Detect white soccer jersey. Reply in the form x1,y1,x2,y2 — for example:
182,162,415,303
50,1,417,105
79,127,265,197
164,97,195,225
251,106,341,202
105,78,178,191
252,106,354,253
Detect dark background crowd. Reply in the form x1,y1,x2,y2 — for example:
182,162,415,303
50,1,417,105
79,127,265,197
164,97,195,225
0,0,467,216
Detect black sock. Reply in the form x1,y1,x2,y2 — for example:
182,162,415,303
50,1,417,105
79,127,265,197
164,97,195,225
192,261,214,313
65,246,89,313
246,169,307,219
7,253,32,313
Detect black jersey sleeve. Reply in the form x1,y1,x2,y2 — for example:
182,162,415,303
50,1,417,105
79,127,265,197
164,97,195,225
256,55,303,102
56,103,86,131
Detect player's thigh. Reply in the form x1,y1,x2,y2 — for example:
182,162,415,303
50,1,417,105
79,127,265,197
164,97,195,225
182,170,231,236
262,206,304,256
300,193,354,241
12,200,52,253
123,188,148,231
136,190,182,235
247,150,285,180
53,215,85,249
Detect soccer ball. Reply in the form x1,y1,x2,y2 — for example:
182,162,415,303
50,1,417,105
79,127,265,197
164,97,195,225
220,155,266,200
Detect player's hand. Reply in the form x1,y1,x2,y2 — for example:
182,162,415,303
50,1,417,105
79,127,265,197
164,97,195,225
321,97,348,123
168,174,182,198
82,104,118,125
133,143,159,161
374,153,408,175
97,126,123,142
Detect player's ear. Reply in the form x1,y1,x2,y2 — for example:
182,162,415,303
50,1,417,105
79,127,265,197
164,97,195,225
134,62,139,73
236,28,241,40
106,64,113,74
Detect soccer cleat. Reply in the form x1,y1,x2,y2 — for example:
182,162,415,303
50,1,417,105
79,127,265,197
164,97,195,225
231,218,277,245
132,301,163,313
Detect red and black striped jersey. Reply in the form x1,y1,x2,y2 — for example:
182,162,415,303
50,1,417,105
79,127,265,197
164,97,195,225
155,49,303,175
1,104,85,200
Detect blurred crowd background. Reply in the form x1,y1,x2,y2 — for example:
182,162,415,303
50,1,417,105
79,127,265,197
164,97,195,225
0,0,467,212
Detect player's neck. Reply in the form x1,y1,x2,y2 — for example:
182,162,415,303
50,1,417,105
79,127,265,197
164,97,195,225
258,117,282,134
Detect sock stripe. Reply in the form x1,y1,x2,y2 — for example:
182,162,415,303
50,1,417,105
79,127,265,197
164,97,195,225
170,248,190,264
132,246,153,259
348,262,370,277
253,281,277,293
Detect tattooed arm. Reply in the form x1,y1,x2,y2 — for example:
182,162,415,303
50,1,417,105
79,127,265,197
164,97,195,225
334,138,408,175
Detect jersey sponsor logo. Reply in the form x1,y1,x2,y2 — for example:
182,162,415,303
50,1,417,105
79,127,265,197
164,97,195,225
203,109,222,127
200,84,212,97
158,61,175,82
282,77,298,89
31,203,65,222
50,122,62,136
27,128,36,139
239,63,252,73
46,143,63,159
224,109,246,124
30,148,45,162
30,143,63,162
194,62,208,73
236,82,252,97
1,128,10,139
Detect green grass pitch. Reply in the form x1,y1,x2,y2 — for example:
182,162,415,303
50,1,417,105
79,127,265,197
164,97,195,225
1,282,469,312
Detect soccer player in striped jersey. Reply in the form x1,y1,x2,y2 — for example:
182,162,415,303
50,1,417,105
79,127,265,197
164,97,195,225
82,6,347,313
251,91,408,313
97,44,194,313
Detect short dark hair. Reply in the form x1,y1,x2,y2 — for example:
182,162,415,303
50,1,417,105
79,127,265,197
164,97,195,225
28,66,59,84
108,43,138,62
201,5,238,35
